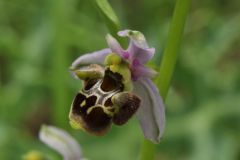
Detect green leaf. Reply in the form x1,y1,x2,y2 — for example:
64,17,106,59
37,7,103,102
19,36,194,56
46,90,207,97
94,0,120,34
93,0,126,46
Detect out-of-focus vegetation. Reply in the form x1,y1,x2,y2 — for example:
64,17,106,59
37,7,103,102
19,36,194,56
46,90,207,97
0,0,240,160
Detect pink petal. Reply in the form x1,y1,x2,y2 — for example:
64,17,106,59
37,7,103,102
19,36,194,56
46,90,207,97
71,48,111,69
133,78,165,143
105,34,127,59
131,65,158,80
118,30,155,64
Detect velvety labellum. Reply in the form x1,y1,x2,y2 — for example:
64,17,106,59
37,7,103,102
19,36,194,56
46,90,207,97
69,66,141,135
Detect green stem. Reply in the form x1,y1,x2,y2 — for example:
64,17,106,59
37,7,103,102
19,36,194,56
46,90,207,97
140,0,192,159
157,0,192,99
139,140,156,160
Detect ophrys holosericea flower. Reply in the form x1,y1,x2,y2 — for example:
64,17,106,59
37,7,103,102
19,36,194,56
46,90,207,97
69,30,165,143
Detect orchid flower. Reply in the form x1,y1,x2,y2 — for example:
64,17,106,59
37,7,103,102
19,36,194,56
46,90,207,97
69,30,165,143
39,125,85,160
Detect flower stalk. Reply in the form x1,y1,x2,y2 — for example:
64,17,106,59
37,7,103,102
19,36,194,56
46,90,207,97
139,0,192,159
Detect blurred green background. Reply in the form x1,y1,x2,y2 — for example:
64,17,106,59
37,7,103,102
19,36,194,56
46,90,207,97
0,0,240,160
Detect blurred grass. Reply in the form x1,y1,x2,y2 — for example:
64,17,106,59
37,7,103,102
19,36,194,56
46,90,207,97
0,0,240,160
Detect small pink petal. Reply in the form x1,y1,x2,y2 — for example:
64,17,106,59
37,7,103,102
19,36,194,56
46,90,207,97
106,34,126,58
